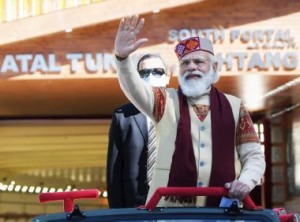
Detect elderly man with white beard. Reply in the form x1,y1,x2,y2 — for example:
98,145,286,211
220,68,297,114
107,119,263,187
113,15,265,207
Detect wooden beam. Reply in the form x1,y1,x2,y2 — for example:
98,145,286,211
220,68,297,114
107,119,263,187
0,143,107,152
0,157,107,169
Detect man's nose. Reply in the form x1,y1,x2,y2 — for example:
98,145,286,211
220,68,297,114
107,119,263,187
187,61,197,70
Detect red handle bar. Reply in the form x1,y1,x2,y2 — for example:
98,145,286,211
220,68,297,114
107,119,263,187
39,189,99,212
144,187,257,211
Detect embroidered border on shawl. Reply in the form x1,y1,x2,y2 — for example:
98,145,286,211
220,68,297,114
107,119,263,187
152,87,166,122
236,104,260,145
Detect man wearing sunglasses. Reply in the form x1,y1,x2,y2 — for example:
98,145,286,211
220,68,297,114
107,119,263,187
107,53,170,208
113,15,265,207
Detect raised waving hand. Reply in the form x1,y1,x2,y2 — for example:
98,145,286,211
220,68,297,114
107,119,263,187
114,15,148,59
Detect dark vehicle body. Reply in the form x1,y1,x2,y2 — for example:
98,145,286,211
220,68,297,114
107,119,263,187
32,187,299,222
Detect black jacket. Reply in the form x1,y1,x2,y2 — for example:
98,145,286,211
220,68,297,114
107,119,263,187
106,103,149,208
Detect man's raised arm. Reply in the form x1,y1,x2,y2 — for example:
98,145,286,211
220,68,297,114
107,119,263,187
114,15,156,120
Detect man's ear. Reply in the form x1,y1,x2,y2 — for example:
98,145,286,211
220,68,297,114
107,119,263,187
165,71,171,85
212,62,220,84
212,61,218,72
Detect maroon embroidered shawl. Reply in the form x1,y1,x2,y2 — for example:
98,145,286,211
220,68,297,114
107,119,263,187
167,86,236,206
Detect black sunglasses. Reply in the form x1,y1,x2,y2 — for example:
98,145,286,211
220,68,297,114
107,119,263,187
138,68,166,78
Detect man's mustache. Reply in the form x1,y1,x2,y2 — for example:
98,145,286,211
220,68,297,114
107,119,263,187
183,71,206,80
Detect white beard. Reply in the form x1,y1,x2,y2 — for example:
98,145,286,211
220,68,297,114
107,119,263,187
178,66,215,97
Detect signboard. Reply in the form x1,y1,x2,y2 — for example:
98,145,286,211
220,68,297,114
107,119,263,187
169,28,298,73
0,28,299,79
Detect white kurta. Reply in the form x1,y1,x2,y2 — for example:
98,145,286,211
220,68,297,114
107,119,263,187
115,57,266,207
